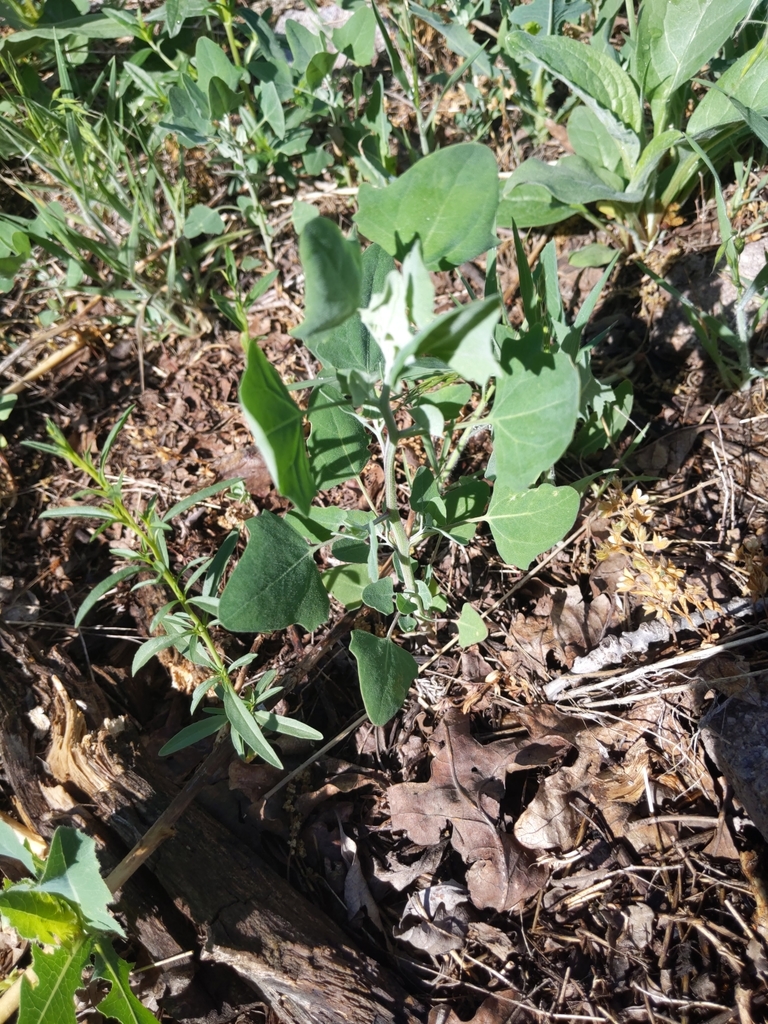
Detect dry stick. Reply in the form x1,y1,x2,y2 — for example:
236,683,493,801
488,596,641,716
2,335,92,396
0,297,101,379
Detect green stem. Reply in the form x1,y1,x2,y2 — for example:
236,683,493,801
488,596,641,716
382,435,423,615
438,383,494,486
624,0,637,40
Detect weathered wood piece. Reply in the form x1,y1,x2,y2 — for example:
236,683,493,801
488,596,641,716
0,631,425,1024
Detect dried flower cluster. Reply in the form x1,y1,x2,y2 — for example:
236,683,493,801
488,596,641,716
594,486,718,626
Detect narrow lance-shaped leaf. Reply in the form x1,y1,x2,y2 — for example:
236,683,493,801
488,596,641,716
240,341,316,514
75,566,141,627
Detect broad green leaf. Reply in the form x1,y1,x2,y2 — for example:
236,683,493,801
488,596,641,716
0,888,81,945
396,296,501,386
305,242,391,374
362,577,395,614
331,537,370,563
240,341,316,514
75,566,140,627
20,937,92,1024
285,19,323,74
183,204,225,239
507,156,642,206
221,685,282,768
419,383,472,421
39,827,121,936
0,819,36,875
93,939,157,1024
307,387,369,488
323,563,369,609
503,30,641,168
456,603,488,647
332,5,376,66
158,716,224,756
634,0,752,101
195,35,242,96
306,51,336,89
260,80,286,139
291,218,362,342
356,143,499,270
688,39,768,139
568,243,616,268
218,512,329,632
491,339,580,492
568,106,622,175
485,483,580,568
350,631,418,725
625,129,685,195
440,478,490,542
497,183,574,229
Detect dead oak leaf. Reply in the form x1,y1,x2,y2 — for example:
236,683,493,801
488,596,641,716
388,709,571,911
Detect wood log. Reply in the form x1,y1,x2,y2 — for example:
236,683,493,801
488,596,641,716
0,630,425,1024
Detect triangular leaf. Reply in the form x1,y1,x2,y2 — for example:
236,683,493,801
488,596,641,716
218,512,329,633
355,143,499,270
485,482,579,568
349,631,418,725
456,603,488,647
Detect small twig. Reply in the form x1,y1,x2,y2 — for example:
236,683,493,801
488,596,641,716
2,335,91,396
0,297,101,379
105,727,233,893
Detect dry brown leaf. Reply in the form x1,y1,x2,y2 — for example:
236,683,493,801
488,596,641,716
394,883,470,955
388,709,569,910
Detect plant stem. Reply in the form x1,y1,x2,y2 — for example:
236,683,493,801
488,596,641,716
439,383,495,486
382,433,423,614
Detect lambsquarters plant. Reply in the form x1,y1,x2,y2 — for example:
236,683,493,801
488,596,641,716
34,143,629,757
215,142,630,727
